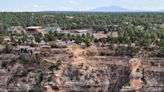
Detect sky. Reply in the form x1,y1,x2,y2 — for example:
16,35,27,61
0,0,164,11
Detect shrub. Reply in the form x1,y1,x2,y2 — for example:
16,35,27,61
3,44,13,53
49,41,56,48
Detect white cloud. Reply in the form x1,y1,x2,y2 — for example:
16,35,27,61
54,6,72,11
53,6,95,11
33,4,40,8
69,0,77,4
125,6,163,11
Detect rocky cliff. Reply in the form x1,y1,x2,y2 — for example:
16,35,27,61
0,45,163,92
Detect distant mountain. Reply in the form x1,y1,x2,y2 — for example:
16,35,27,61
41,6,164,13
91,6,129,12
91,6,164,12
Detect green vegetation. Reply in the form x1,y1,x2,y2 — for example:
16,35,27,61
34,33,43,43
0,37,3,44
43,31,93,47
48,60,62,71
3,44,13,53
1,12,164,56
19,54,43,62
0,12,163,31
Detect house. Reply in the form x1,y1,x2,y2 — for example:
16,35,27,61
26,26,48,35
65,16,74,20
57,29,91,36
74,29,90,35
41,44,51,52
58,30,70,34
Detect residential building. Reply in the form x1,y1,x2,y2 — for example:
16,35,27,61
26,26,48,35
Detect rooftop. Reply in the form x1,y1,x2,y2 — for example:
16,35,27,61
26,26,43,29
75,29,89,33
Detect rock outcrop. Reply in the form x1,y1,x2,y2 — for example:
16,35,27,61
0,46,164,92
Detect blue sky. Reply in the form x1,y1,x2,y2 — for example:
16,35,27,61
0,0,164,11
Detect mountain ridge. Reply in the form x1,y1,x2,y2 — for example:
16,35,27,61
91,6,129,12
40,6,164,13
91,6,164,12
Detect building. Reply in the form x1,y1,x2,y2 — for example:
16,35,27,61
65,16,74,20
41,44,51,52
26,26,48,35
74,29,90,35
